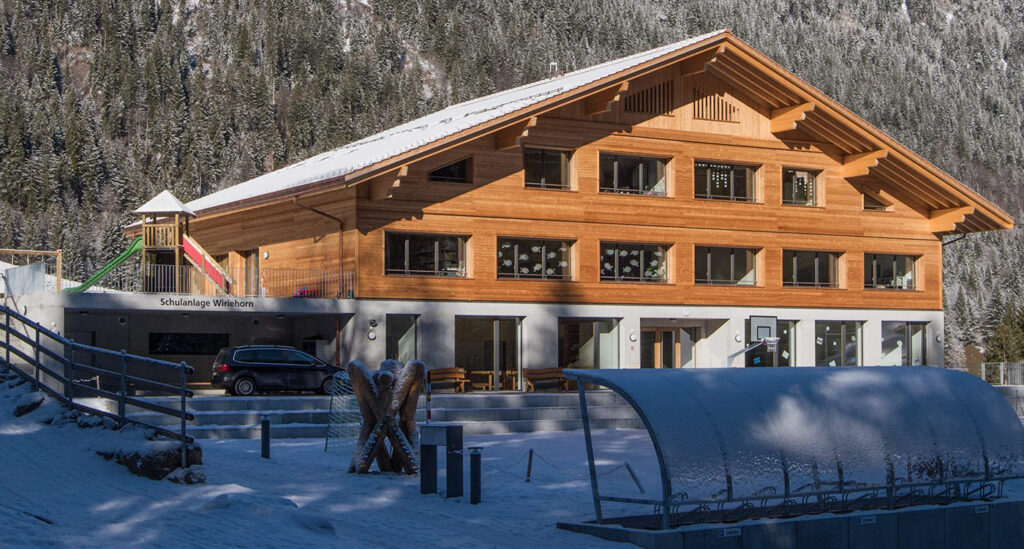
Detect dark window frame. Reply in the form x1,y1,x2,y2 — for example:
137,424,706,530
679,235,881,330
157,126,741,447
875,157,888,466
385,232,468,277
781,167,820,206
599,153,668,196
694,160,758,202
524,148,572,190
600,242,669,283
864,253,917,290
695,246,758,285
148,333,230,355
428,158,472,183
815,321,862,366
863,193,890,211
497,237,573,280
782,249,840,288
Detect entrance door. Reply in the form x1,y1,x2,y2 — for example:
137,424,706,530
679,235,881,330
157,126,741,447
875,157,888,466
640,328,679,368
455,317,520,390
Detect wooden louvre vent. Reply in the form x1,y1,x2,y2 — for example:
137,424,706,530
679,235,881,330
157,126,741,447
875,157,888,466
624,80,674,115
692,84,739,122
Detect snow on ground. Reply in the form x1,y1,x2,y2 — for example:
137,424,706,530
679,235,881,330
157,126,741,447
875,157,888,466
0,378,642,548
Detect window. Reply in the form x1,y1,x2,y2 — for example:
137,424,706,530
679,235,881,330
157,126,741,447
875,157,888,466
386,232,467,276
600,242,668,283
783,250,839,288
815,321,862,366
497,238,572,280
863,193,888,211
429,158,470,183
694,161,756,201
386,314,418,363
782,168,819,206
745,320,796,367
881,321,927,366
558,318,619,369
149,333,229,355
864,254,916,290
524,148,571,189
695,246,757,285
599,153,667,196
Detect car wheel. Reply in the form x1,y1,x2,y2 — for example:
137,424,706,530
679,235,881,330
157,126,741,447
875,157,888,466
233,377,256,397
321,377,334,395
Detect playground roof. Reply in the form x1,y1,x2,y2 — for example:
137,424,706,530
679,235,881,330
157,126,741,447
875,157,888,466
135,191,196,217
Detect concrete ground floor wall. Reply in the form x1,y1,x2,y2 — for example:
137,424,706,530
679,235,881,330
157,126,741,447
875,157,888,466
13,292,944,384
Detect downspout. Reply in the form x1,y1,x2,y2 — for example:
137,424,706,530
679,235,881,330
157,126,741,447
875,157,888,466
292,196,345,365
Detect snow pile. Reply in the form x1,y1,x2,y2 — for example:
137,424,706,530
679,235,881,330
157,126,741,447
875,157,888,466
202,493,335,536
12,390,45,417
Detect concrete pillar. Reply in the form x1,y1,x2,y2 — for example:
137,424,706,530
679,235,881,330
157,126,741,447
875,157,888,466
618,314,641,369
521,311,557,370
418,311,454,370
861,319,882,366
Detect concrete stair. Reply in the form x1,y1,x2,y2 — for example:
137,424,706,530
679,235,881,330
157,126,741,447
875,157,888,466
126,390,641,439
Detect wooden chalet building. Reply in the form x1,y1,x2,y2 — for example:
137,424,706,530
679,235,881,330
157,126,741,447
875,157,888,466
40,30,1012,385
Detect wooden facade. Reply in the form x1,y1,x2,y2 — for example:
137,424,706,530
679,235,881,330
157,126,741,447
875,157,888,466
148,32,1011,313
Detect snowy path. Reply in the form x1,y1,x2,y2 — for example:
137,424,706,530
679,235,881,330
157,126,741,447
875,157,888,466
0,383,649,548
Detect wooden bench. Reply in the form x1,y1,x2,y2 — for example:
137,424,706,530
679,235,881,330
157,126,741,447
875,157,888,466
523,368,569,392
428,367,469,393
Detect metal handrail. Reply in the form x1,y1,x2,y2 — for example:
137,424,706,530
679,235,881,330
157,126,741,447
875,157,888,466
0,303,194,468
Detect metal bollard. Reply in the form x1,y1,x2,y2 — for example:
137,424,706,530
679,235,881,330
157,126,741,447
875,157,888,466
261,416,271,459
525,448,534,483
469,447,482,504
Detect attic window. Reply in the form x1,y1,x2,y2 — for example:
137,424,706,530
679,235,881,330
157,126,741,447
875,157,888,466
863,193,889,211
692,86,738,122
429,158,471,183
624,80,674,115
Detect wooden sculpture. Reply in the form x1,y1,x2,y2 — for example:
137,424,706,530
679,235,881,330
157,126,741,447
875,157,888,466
348,359,425,474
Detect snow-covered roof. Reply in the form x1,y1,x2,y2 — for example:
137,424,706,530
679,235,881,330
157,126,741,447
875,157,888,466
184,29,728,214
136,190,196,217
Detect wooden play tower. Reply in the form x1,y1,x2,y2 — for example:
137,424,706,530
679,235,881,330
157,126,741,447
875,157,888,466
135,191,232,294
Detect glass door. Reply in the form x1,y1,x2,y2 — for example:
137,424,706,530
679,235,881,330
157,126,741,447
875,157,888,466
640,328,679,368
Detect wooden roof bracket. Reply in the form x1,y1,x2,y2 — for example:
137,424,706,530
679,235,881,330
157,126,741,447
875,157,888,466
369,165,408,200
494,117,538,150
681,45,727,77
583,82,630,116
770,102,815,133
842,150,888,179
930,206,975,233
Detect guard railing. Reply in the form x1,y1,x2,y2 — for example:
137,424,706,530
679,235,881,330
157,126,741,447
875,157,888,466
0,303,194,468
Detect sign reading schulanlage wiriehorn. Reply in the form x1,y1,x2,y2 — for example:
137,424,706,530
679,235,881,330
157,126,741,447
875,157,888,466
158,297,255,310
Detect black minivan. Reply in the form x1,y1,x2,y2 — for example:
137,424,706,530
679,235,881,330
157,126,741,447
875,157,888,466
212,345,341,396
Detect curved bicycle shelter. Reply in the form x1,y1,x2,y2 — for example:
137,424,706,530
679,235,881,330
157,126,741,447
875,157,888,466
562,367,1024,529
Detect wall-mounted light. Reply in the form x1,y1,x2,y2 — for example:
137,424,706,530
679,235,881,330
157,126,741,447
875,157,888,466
367,331,377,341
252,319,260,326
936,334,943,343
628,331,638,343
368,319,378,328
118,317,127,325
276,315,286,320
735,331,743,343
181,313,190,318
262,251,269,260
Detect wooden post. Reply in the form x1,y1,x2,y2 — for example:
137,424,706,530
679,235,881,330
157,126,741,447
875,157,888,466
140,216,148,292
55,249,62,293
173,213,181,294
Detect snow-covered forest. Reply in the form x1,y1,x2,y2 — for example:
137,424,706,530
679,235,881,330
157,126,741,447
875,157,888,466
0,0,1022,365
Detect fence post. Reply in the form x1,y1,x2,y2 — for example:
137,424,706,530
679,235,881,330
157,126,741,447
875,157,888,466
4,307,9,367
118,350,128,425
33,329,40,391
66,340,75,404
1001,363,1006,386
180,362,188,470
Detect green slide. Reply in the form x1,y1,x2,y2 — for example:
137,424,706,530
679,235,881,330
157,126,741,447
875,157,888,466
63,236,145,293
